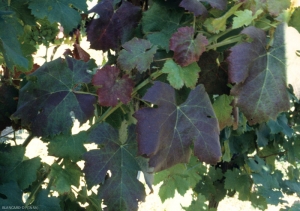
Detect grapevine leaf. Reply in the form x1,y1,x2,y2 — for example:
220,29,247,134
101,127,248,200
170,27,208,66
0,145,41,189
198,50,230,95
289,7,300,33
179,0,227,16
47,131,87,162
142,3,183,51
0,12,28,69
0,182,24,206
267,113,293,137
49,161,81,194
204,3,242,33
11,57,96,136
224,169,251,200
212,95,234,130
92,66,134,107
161,60,201,89
86,0,141,51
32,189,61,211
232,9,255,29
256,123,271,147
267,0,290,16
117,38,157,73
83,123,145,211
228,26,290,124
28,0,87,33
183,194,208,211
134,81,221,172
0,84,18,132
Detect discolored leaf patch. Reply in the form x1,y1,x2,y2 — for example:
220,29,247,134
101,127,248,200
92,66,134,107
170,27,208,67
134,81,221,172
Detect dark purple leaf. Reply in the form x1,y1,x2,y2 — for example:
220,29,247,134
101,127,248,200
170,27,208,66
92,66,134,107
180,0,227,16
134,81,221,172
86,0,141,51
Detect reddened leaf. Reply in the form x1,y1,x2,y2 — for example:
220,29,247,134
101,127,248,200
161,59,201,89
170,27,208,67
179,0,227,16
92,66,134,107
134,81,221,172
86,0,141,51
228,26,290,124
117,38,157,73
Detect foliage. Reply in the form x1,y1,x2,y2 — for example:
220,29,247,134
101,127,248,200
0,0,300,210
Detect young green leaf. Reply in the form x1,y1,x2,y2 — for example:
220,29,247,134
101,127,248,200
11,57,96,136
83,123,145,211
228,25,290,124
29,0,87,33
213,95,234,130
170,27,208,66
232,10,255,29
86,0,141,51
134,81,221,172
92,66,134,107
179,0,227,16
162,59,201,89
117,38,157,73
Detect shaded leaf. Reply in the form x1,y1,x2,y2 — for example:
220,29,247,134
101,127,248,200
117,37,157,73
83,123,145,211
162,60,201,89
213,95,234,130
49,161,81,194
29,0,87,33
197,50,230,95
92,66,134,107
142,3,184,51
134,81,221,172
228,25,290,124
11,57,96,136
183,194,208,211
267,113,293,137
47,131,87,162
0,84,18,132
170,27,208,66
179,0,227,16
256,123,271,147
86,0,141,51
0,182,24,206
32,189,61,211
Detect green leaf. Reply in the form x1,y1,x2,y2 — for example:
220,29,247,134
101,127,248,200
224,169,251,200
32,189,61,211
117,37,157,73
289,7,300,33
256,123,271,147
232,9,263,29
134,82,221,172
83,123,145,211
182,194,208,211
142,3,184,51
222,140,231,162
47,131,87,162
28,0,87,33
49,161,81,194
267,0,290,16
0,182,24,206
228,25,292,124
161,59,201,89
213,95,234,130
11,57,96,136
0,13,28,69
204,3,242,33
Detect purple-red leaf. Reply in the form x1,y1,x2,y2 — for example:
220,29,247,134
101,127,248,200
134,81,221,172
92,66,134,107
86,0,141,51
180,0,227,16
170,27,208,66
117,38,157,73
228,26,290,124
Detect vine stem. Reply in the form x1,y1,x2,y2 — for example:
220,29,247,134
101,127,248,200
207,35,245,50
22,132,35,147
73,90,98,97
